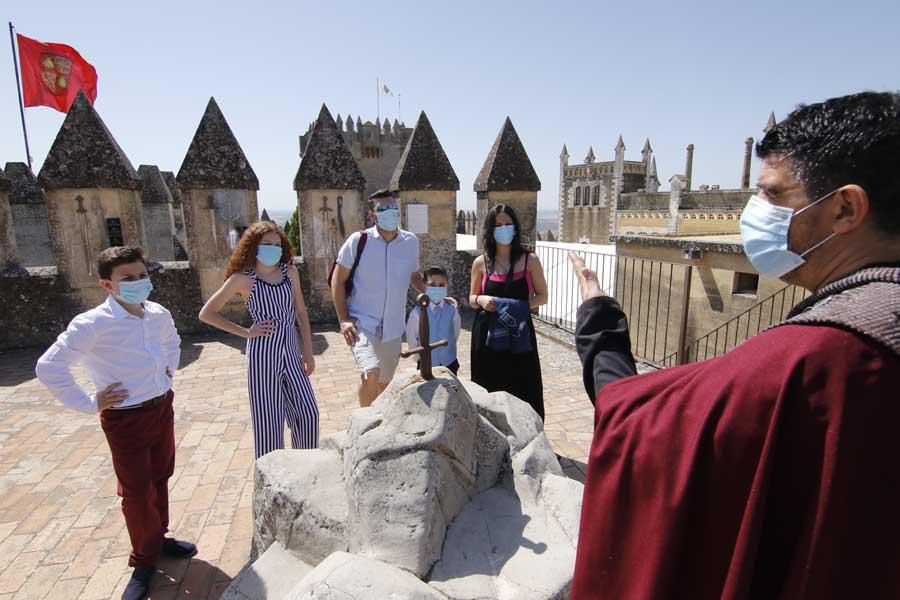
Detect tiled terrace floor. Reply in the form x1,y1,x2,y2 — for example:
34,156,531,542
0,325,594,599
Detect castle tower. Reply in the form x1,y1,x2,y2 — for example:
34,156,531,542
764,111,777,133
584,146,595,164
161,170,188,260
557,144,569,241
293,103,366,322
176,97,259,306
346,115,354,133
647,156,660,193
6,162,53,266
612,135,626,240
684,144,695,191
742,137,754,189
38,91,144,304
138,165,176,262
641,138,655,191
389,111,460,296
0,167,17,270
474,117,541,249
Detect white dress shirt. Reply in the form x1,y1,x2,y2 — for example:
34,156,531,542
35,295,181,414
337,226,420,342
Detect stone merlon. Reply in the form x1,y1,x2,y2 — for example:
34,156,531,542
390,111,459,192
474,117,541,193
0,167,9,193
160,171,182,207
4,163,44,205
176,97,259,190
38,91,142,191
293,104,365,192
138,165,174,204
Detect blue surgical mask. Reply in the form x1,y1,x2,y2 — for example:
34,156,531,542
426,286,448,304
116,278,153,305
739,190,839,279
493,224,516,245
376,207,400,231
257,244,282,266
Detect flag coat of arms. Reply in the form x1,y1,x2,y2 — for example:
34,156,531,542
16,33,98,112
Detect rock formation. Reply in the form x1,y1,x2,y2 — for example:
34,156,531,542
228,371,582,600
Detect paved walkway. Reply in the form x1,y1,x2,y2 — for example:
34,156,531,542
0,325,594,600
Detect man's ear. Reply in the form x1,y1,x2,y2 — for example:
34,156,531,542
833,184,870,234
99,279,115,294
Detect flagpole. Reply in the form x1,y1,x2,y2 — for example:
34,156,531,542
398,94,401,123
376,77,380,122
8,22,32,170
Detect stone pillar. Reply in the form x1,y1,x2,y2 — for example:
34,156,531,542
138,165,176,262
0,167,17,269
557,144,568,242
684,144,695,191
176,97,260,310
474,117,541,250
5,162,53,267
37,91,144,306
668,175,687,234
293,104,366,323
741,137,754,189
389,111,460,298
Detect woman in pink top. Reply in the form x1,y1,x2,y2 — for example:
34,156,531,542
468,204,549,419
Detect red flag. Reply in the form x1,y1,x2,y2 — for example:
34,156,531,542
16,33,98,112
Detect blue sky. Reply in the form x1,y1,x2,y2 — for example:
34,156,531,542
3,0,898,212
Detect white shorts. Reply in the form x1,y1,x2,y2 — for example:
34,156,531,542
351,328,402,383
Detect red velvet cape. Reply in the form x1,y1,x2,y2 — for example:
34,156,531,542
572,324,900,599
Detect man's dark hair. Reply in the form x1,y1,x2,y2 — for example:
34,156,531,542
424,265,449,282
98,246,146,279
368,188,396,202
756,91,900,234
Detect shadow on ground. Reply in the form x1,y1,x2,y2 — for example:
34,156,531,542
179,324,335,370
151,557,242,599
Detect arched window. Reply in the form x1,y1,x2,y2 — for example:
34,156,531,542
592,186,600,205
574,187,582,206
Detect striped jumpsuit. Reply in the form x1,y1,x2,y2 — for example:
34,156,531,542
245,264,319,459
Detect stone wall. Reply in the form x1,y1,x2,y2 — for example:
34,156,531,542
0,262,213,352
10,204,54,267
142,203,176,262
0,268,83,352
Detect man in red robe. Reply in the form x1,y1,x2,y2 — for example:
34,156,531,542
570,92,900,599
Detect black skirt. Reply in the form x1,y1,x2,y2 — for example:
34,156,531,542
470,271,544,420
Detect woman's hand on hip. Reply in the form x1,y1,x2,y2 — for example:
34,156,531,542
246,320,276,338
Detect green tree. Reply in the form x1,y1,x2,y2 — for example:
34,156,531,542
286,207,302,256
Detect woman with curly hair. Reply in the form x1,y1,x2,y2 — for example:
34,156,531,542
199,221,319,459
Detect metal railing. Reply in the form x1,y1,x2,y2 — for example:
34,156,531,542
534,244,690,366
534,243,811,368
661,284,809,366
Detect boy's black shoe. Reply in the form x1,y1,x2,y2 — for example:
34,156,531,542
162,538,197,559
122,567,154,600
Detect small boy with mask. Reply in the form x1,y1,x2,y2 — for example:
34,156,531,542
35,246,195,600
405,265,462,374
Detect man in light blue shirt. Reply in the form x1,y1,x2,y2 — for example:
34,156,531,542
332,190,426,406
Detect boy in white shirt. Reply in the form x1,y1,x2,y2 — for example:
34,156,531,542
405,266,462,375
36,246,195,600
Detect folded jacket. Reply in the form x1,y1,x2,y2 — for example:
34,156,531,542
486,298,533,354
